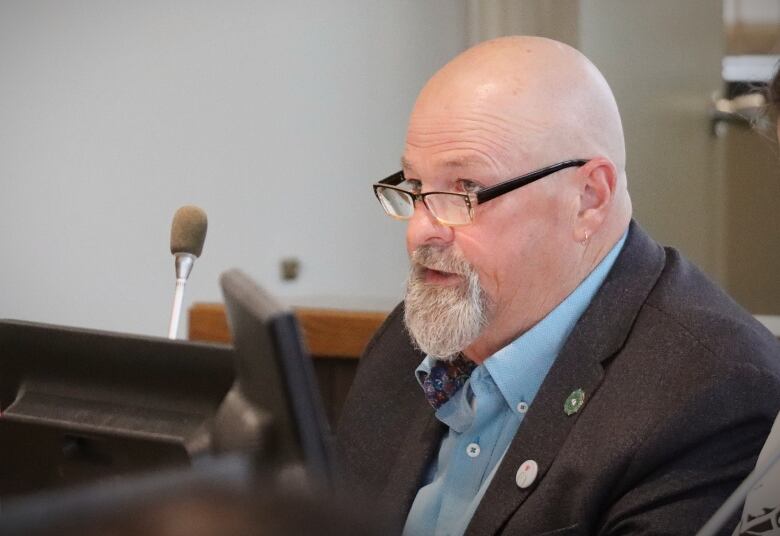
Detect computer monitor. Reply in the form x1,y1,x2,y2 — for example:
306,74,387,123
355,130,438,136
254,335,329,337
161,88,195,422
217,269,332,481
0,320,235,498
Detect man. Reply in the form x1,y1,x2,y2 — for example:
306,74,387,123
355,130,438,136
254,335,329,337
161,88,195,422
337,36,780,535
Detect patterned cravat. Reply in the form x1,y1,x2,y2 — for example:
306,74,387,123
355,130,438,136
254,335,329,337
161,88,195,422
418,354,477,409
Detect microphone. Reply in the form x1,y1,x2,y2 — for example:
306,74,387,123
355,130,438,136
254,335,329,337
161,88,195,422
167,205,208,339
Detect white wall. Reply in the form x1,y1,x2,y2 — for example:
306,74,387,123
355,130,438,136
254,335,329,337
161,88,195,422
0,1,467,336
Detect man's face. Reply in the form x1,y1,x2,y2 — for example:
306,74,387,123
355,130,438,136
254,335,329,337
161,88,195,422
401,85,578,361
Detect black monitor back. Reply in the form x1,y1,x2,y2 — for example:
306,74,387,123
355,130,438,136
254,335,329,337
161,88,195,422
218,269,332,480
0,320,234,498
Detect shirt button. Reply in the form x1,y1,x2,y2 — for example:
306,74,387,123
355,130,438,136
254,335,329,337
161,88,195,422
516,401,529,414
466,443,481,458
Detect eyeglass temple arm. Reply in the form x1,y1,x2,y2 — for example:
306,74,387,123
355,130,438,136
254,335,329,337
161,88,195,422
377,171,405,186
476,159,589,204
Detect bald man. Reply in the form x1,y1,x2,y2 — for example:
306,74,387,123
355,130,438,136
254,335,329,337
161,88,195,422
337,37,780,535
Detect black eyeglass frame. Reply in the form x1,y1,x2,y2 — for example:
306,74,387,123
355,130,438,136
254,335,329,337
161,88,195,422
372,159,589,225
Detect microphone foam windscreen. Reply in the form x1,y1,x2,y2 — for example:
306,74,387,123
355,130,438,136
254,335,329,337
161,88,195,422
170,205,208,257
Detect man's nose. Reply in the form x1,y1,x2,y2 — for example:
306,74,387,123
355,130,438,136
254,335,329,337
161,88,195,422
406,201,455,252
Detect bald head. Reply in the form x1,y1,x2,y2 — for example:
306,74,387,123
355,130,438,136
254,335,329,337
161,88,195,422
409,36,627,193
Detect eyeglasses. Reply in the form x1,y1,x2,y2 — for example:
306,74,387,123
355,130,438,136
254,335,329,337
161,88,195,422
372,159,588,226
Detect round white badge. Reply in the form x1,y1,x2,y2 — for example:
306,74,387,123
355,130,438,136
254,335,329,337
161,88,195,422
516,460,538,489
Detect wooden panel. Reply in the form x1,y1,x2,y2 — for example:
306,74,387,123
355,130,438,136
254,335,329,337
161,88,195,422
188,303,387,359
296,308,388,358
188,303,232,344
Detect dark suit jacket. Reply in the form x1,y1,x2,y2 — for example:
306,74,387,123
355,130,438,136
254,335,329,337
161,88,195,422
337,222,780,535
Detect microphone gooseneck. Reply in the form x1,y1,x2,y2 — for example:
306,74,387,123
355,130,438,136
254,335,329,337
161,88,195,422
167,206,208,339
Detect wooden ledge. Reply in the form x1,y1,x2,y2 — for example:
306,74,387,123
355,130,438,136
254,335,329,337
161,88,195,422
188,302,388,359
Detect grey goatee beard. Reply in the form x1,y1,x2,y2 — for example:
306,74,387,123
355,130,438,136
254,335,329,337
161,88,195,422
403,245,490,361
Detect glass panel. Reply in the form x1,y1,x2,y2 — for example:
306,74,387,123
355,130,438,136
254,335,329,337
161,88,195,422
377,187,414,219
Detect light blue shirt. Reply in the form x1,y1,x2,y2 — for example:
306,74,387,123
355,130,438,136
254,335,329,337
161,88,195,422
403,233,627,536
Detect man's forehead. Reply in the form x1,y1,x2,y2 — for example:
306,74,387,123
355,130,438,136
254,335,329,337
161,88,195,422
402,97,543,179
401,154,496,177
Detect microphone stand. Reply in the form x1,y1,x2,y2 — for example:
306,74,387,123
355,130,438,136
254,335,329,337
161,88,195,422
167,253,196,339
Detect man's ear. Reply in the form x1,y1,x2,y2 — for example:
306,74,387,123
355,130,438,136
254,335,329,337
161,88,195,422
574,157,617,242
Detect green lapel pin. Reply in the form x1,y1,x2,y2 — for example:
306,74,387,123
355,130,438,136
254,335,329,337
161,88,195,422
564,388,585,416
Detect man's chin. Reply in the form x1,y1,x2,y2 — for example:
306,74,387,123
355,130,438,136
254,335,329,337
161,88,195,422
403,302,483,360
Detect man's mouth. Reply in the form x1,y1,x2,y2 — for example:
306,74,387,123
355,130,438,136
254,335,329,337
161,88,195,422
420,266,463,285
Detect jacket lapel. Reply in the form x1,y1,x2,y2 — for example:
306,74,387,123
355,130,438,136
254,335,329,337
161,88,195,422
466,222,666,535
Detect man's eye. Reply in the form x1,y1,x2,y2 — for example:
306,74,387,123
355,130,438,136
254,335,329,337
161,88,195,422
402,179,422,193
457,179,482,193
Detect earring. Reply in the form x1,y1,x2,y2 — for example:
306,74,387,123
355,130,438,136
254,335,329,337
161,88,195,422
581,232,589,246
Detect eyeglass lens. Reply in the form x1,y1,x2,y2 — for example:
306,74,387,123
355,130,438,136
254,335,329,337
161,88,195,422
377,187,415,219
425,193,470,225
376,187,470,225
